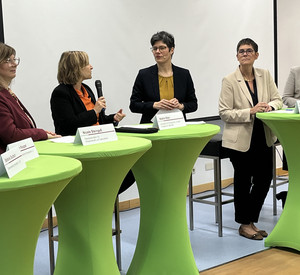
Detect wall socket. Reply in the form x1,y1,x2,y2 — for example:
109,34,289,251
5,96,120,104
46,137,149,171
205,161,214,171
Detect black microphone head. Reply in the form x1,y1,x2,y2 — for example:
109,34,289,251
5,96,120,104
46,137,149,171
95,80,102,89
95,80,103,97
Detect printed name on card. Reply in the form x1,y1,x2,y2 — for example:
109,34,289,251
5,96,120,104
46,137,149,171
6,137,39,162
153,109,186,130
0,147,26,178
74,124,118,146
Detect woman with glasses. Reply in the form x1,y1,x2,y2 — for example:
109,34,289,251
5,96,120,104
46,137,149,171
129,31,197,123
0,42,60,154
50,51,125,136
219,38,282,240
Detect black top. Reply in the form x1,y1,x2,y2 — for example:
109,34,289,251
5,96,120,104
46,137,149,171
50,83,115,136
130,64,198,123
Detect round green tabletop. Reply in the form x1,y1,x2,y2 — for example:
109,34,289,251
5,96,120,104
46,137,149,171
0,155,82,275
35,136,152,275
257,112,300,251
118,124,220,275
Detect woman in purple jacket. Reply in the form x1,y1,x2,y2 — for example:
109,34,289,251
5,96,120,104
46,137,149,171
0,42,60,154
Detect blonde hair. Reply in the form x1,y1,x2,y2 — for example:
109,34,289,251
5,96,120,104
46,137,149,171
0,42,16,89
57,51,89,85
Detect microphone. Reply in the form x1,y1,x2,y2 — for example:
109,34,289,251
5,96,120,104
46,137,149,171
95,80,103,98
95,79,105,114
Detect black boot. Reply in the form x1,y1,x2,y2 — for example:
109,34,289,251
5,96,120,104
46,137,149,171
276,191,287,209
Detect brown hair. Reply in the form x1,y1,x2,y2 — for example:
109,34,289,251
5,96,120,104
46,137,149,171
0,42,17,89
57,51,89,85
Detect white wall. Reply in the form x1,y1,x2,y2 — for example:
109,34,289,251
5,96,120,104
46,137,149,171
277,0,300,94
2,0,275,201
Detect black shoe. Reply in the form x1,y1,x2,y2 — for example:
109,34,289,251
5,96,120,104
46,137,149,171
276,191,287,208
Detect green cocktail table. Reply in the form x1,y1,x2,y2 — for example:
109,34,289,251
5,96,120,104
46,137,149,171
118,124,220,275
0,155,82,275
35,136,151,275
257,111,300,251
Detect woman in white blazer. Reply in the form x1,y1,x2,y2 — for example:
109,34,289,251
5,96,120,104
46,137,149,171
219,38,282,240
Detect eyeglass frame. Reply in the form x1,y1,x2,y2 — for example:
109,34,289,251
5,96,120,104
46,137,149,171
150,46,169,52
3,57,20,66
237,49,255,56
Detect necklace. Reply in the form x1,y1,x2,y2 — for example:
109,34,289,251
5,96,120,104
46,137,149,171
241,73,254,82
244,77,254,82
240,69,254,82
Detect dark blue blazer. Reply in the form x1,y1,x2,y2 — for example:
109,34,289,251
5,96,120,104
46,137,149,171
129,64,198,123
50,83,115,136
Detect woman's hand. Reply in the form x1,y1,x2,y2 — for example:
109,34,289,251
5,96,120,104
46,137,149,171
169,98,184,110
45,130,62,139
153,99,179,110
114,109,126,122
250,102,272,115
94,96,106,114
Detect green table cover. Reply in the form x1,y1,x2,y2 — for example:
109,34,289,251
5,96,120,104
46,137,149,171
35,136,152,275
257,112,300,251
0,155,82,275
118,124,220,275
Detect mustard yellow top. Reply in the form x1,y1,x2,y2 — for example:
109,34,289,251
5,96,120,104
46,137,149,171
158,75,174,100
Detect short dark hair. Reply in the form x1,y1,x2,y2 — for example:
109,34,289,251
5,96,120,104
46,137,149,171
150,31,175,49
236,38,258,53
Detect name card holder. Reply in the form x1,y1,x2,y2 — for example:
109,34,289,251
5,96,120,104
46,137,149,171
0,147,26,178
6,137,39,162
74,124,118,146
294,100,300,114
153,109,186,130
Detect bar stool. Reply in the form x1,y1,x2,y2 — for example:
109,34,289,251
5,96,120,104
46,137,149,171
271,141,289,215
188,116,233,237
188,131,234,237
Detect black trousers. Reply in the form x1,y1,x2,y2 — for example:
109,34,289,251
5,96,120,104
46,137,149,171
227,119,273,224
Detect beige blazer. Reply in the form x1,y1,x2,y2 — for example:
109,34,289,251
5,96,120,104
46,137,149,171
219,67,283,152
282,66,300,107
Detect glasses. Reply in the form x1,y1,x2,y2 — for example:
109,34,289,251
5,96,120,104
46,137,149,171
238,49,254,55
150,46,168,52
4,57,20,66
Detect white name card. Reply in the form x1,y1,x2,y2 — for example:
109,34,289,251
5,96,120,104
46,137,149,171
294,100,300,114
0,147,26,178
6,137,39,162
74,124,118,146
153,109,186,130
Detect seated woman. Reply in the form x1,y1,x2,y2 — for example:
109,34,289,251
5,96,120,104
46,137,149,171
50,51,132,193
50,51,125,136
0,42,60,154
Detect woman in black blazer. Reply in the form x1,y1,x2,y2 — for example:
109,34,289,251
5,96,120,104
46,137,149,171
130,31,198,123
50,51,125,136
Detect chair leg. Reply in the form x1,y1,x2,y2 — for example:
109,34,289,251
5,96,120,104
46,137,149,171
48,207,55,275
272,145,277,216
188,174,194,231
114,196,122,271
214,158,223,237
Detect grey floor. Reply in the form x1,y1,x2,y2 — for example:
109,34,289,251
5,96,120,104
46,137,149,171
34,183,287,275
